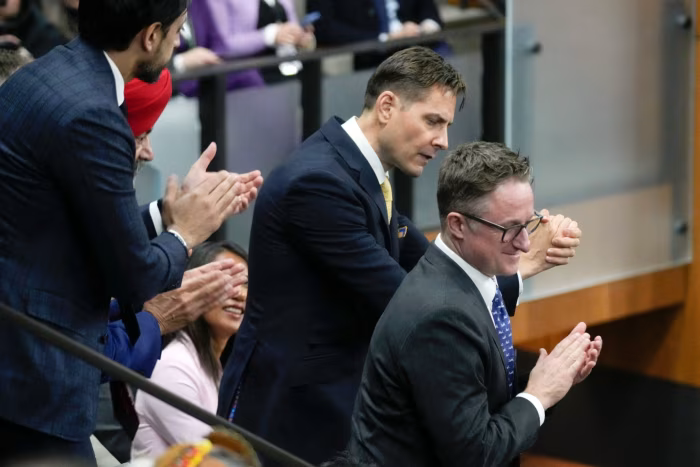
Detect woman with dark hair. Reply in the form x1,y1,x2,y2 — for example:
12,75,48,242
131,241,249,459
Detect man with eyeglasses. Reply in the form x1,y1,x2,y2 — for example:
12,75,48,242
348,142,602,467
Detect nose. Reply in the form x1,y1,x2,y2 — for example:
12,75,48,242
137,135,155,162
237,286,248,304
433,127,448,151
512,227,530,253
174,34,181,49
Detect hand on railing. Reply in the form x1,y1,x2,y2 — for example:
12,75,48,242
178,47,222,71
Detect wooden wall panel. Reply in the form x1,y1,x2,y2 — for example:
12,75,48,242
521,455,593,467
512,266,687,346
520,37,700,385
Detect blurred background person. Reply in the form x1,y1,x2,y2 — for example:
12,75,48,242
130,428,261,467
40,0,78,40
177,0,315,96
0,37,32,85
37,0,224,80
131,241,249,459
308,0,443,69
0,0,67,57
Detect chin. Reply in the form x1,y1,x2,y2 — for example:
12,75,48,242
401,165,424,178
498,260,520,277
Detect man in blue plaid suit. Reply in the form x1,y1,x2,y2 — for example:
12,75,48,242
0,0,260,462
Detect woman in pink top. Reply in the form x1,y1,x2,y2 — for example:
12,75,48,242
131,241,249,459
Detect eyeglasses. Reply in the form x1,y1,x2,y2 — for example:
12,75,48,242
459,211,543,243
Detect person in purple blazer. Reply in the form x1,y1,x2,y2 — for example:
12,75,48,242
177,0,316,95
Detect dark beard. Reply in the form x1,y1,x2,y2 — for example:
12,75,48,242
134,59,166,84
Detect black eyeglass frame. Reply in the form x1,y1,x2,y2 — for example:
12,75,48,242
458,210,543,243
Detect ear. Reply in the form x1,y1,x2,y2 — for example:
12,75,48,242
140,22,164,53
375,90,399,124
446,212,466,241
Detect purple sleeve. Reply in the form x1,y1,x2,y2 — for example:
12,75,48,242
189,0,270,58
280,0,299,23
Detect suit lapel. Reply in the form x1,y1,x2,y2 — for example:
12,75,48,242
358,165,391,226
424,245,510,391
487,320,510,390
320,118,394,246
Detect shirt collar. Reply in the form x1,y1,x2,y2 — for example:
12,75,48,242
103,51,125,106
434,233,497,312
341,116,388,185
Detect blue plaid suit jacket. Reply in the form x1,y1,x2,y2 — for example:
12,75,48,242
0,38,187,440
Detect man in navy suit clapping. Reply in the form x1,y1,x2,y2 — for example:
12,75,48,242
0,0,261,462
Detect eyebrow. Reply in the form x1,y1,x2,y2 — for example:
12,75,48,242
500,214,537,227
426,113,453,126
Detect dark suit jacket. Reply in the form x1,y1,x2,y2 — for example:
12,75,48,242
309,0,442,45
217,117,519,464
0,38,187,441
348,244,540,467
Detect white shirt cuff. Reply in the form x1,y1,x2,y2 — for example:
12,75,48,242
516,270,523,306
149,201,164,236
516,392,545,426
172,54,186,73
263,23,280,48
420,19,442,34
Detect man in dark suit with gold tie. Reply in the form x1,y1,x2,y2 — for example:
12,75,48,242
348,142,603,467
218,47,582,465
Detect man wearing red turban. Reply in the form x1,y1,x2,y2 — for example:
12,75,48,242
97,69,249,463
124,68,173,174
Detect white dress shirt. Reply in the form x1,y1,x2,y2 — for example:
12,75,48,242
103,51,125,106
434,234,545,425
341,116,388,185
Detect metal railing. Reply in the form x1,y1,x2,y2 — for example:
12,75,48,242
0,301,315,467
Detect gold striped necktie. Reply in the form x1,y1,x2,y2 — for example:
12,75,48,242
380,178,393,223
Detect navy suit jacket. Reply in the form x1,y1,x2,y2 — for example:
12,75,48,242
0,38,187,441
309,0,442,45
217,118,519,464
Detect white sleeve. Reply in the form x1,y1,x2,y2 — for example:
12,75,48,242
149,201,164,236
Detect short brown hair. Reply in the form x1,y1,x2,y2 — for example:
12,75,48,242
363,47,466,110
437,142,532,226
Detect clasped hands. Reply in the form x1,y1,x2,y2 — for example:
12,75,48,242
525,322,603,410
161,142,264,248
520,208,581,280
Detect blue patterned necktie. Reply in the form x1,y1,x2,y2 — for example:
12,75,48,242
492,285,515,396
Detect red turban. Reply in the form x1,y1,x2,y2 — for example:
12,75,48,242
124,68,173,137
